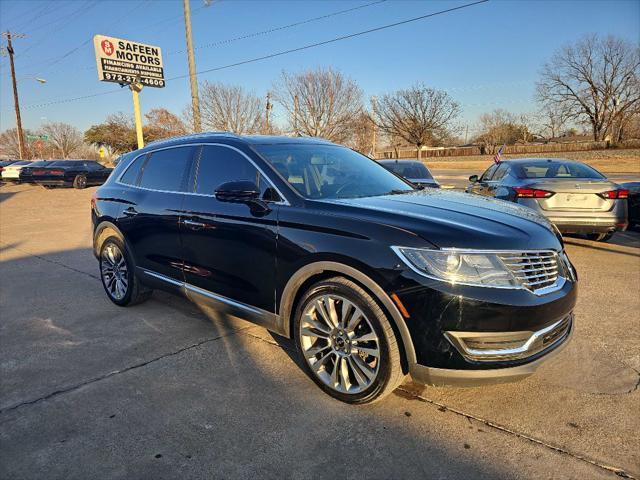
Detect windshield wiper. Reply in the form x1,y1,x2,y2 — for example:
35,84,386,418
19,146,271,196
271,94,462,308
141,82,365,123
385,189,414,195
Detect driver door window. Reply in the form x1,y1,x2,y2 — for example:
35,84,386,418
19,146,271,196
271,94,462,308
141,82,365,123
194,145,278,201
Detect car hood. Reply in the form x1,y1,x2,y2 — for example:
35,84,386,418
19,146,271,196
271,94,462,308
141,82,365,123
323,189,562,251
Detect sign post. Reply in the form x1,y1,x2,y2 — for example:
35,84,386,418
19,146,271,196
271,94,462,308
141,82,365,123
93,34,165,149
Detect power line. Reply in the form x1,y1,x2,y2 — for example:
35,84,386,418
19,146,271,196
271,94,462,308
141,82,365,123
33,0,151,75
20,0,489,110
167,0,489,80
170,0,387,55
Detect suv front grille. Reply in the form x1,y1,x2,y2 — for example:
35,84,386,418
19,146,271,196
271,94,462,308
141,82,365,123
498,251,559,292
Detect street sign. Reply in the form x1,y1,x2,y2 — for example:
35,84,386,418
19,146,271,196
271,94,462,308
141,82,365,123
26,134,49,141
93,34,165,88
99,146,106,159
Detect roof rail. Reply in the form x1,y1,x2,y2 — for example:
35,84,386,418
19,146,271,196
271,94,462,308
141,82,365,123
143,131,239,148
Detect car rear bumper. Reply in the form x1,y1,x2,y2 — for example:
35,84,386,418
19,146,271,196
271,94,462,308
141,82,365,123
549,216,627,233
516,200,628,234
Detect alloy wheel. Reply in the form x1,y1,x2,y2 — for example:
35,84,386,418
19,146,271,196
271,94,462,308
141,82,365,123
299,294,381,394
101,243,129,301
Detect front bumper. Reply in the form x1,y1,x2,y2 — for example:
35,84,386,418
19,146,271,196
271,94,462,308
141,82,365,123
409,314,573,386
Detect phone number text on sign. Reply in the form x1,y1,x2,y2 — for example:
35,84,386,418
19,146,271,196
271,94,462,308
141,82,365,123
103,73,165,87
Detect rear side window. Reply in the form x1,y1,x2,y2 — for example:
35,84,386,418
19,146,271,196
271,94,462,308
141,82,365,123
139,146,195,192
119,156,146,186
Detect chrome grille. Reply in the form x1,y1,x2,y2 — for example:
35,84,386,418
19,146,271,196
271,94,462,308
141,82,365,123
498,251,559,292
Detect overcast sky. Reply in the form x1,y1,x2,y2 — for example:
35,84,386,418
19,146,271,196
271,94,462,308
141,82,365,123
0,0,638,134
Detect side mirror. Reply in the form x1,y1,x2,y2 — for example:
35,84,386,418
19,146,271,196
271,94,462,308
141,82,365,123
214,181,260,203
469,174,479,183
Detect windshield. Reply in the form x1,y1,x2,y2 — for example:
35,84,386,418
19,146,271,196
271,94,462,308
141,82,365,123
255,144,413,199
515,161,605,179
383,162,433,179
27,161,51,167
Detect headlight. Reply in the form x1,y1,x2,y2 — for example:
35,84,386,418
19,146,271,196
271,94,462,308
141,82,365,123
392,247,519,288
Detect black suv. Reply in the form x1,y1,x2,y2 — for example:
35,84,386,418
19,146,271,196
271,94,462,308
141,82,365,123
92,133,577,404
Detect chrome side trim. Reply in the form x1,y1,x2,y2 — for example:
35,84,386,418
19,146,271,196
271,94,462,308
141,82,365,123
185,283,263,315
142,269,183,287
139,268,282,334
115,142,290,206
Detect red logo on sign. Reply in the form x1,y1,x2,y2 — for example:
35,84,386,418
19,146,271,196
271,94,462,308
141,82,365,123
101,39,115,56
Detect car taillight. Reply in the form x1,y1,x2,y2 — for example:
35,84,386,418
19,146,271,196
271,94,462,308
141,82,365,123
49,169,64,175
514,187,553,198
599,189,629,199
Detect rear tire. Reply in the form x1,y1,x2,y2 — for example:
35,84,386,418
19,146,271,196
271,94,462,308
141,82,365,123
99,236,152,306
586,232,613,242
294,276,405,404
73,174,87,189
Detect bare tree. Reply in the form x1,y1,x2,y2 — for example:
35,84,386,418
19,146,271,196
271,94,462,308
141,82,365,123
199,81,264,134
538,104,572,139
273,67,363,143
374,83,460,159
476,109,532,152
0,128,32,159
346,111,376,155
42,122,83,159
537,34,640,142
144,108,187,142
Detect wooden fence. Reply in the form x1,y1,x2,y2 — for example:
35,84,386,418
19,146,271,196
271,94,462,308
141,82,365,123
375,140,639,160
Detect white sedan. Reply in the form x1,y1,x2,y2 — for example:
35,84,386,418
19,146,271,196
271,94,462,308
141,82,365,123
1,161,33,182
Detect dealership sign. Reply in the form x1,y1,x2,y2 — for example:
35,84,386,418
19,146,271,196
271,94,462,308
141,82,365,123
93,34,165,88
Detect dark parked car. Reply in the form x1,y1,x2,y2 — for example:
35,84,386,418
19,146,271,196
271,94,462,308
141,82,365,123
92,134,576,404
619,182,640,230
467,159,628,241
18,160,55,183
26,160,112,189
379,159,440,188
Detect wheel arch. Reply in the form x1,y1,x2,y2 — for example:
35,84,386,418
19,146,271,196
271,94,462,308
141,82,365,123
279,261,416,372
93,220,126,258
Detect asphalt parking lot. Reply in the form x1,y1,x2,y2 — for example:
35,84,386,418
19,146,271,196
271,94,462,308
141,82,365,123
1,183,638,479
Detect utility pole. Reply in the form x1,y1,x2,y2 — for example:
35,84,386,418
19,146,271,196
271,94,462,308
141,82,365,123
3,31,26,159
464,124,469,144
370,96,378,159
293,94,299,136
183,0,201,132
265,92,273,134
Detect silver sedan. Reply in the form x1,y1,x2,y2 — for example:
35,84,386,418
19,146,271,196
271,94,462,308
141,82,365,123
466,158,628,241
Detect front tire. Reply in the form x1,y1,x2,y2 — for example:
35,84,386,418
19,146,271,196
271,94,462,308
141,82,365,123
99,237,151,306
294,277,404,404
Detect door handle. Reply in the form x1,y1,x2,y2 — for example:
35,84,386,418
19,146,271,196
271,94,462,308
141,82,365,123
123,207,138,217
181,219,206,230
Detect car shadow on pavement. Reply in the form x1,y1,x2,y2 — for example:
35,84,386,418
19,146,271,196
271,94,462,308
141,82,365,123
0,246,524,480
